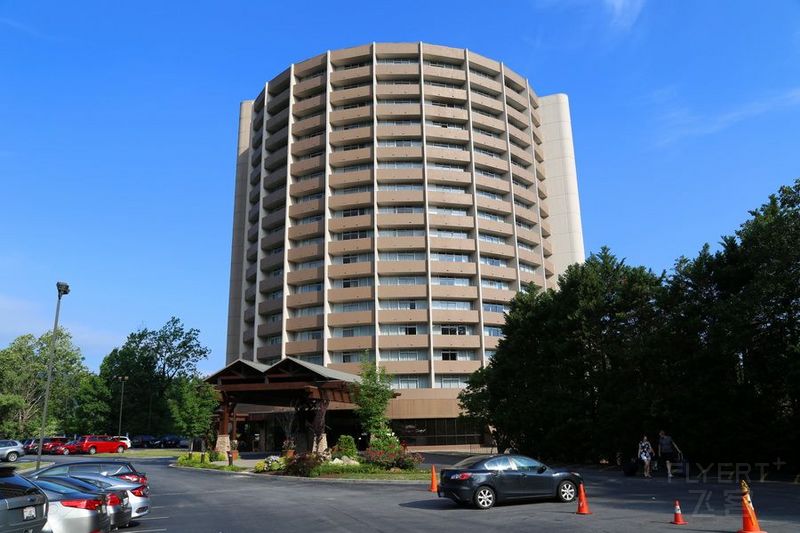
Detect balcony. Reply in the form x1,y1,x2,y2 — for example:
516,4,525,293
377,285,427,299
287,198,323,219
285,339,324,356
330,65,372,86
378,309,428,324
329,214,373,232
435,360,481,374
329,236,374,255
330,147,373,166
430,285,477,300
428,214,474,230
376,123,422,139
376,236,426,251
379,335,429,349
330,126,373,145
429,261,477,276
328,286,375,303
266,106,290,134
330,85,373,106
430,310,479,324
287,242,323,262
377,260,426,275
328,310,374,327
329,262,373,278
287,221,323,241
329,191,373,210
287,267,323,285
328,336,375,352
292,113,326,137
330,169,373,189
376,213,425,228
431,334,481,349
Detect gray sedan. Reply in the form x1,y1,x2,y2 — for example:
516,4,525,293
31,478,110,533
0,440,25,462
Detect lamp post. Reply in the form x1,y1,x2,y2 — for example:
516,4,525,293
115,375,129,437
36,281,70,470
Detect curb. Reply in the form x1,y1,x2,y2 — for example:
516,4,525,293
169,464,429,485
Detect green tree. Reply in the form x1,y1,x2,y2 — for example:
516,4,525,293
63,372,112,435
0,329,86,438
352,356,394,437
100,317,210,436
167,376,218,452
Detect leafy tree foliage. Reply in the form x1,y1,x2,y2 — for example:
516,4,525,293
352,357,394,437
461,179,800,467
167,376,218,451
100,316,210,436
0,329,85,437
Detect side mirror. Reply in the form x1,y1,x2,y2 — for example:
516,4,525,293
537,465,547,474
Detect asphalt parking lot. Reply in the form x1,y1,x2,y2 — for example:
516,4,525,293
17,454,800,532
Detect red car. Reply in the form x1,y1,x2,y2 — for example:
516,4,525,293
41,437,68,454
55,435,128,455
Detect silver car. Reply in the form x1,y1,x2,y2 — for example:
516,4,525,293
65,474,149,519
0,465,48,533
0,440,25,463
31,478,110,533
35,476,130,530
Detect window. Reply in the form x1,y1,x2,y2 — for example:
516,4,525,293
429,184,467,193
377,58,419,64
438,324,470,335
295,354,324,365
333,121,372,131
333,185,372,195
378,183,423,192
479,232,506,244
377,98,420,105
428,142,466,151
333,164,372,173
267,289,283,300
266,312,283,323
481,278,510,290
484,457,514,471
336,230,371,241
431,300,471,310
379,251,426,261
425,60,463,70
266,335,282,345
296,150,324,161
331,325,375,337
378,139,422,147
519,262,536,273
429,163,467,172
380,324,428,335
391,374,430,389
333,253,372,265
478,210,505,222
294,192,323,204
429,206,468,217
378,161,423,169
379,228,425,237
379,205,424,214
293,282,322,294
473,126,500,138
380,299,426,310
293,330,322,341
484,326,503,337
476,190,505,202
333,277,373,288
441,351,457,361
510,456,543,471
431,252,470,263
332,301,373,313
516,220,535,231
398,377,419,389
485,350,496,360
425,120,465,130
336,207,371,218
431,276,470,287
293,259,323,271
380,276,426,286
435,349,477,361
292,306,323,317
334,143,371,152
334,61,369,71
469,68,496,81
438,375,470,389
334,102,370,110
292,237,323,248
518,241,535,251
430,229,469,239
381,350,427,361
332,350,373,363
483,303,509,314
378,119,421,126
480,256,508,267
296,214,322,225
475,168,504,180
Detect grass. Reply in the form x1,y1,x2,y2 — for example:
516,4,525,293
177,461,246,472
14,462,53,472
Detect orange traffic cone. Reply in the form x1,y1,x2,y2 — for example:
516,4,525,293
576,483,592,515
737,481,767,533
429,465,438,493
670,500,688,525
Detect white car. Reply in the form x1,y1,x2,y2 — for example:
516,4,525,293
112,436,132,449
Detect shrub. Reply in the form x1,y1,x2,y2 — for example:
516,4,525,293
283,453,323,477
266,455,286,471
311,462,381,476
207,450,224,462
253,461,267,473
394,452,423,470
332,435,358,459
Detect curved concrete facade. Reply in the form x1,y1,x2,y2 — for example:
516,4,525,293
227,43,584,428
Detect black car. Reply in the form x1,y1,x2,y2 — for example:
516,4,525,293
0,465,48,532
130,435,156,448
27,460,148,486
148,435,181,448
438,454,583,510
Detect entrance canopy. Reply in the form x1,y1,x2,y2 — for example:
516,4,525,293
206,357,360,407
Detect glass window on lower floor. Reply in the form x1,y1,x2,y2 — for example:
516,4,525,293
435,374,470,389
294,354,323,366
391,374,430,389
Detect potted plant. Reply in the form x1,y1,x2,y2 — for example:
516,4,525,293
281,438,296,458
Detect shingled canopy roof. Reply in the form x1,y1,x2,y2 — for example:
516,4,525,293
206,357,360,406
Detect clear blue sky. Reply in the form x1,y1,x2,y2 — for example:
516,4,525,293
1,1,798,373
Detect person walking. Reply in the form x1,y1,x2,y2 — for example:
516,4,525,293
638,435,654,478
658,429,682,478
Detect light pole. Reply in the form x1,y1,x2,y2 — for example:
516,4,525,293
36,281,70,470
115,375,129,437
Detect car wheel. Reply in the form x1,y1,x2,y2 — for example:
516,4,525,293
63,449,70,455
117,446,124,454
6,452,18,462
88,446,97,455
558,480,577,503
473,486,496,510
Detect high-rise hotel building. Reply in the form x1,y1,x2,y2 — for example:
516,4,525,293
226,43,583,445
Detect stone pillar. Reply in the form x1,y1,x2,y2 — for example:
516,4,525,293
215,434,231,454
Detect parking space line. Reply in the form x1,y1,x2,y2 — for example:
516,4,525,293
129,529,166,532
138,516,169,520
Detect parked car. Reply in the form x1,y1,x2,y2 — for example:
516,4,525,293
111,436,132,449
130,435,155,448
0,465,48,532
41,437,69,455
30,477,111,533
26,461,148,488
0,440,25,462
54,436,127,455
22,439,38,454
178,437,190,448
437,454,583,510
149,435,182,448
34,476,131,530
63,474,149,519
